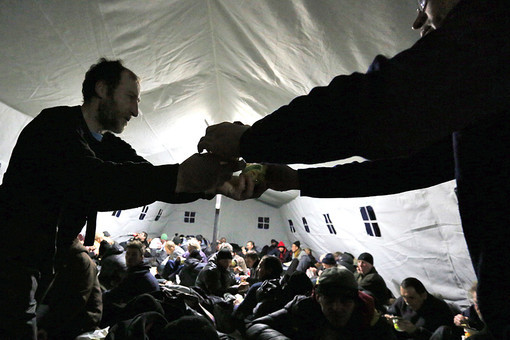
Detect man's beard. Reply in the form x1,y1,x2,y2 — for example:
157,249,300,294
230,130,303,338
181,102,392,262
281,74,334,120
97,97,123,133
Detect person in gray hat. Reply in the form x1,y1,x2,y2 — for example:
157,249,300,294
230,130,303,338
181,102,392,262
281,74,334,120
246,267,395,340
354,252,391,312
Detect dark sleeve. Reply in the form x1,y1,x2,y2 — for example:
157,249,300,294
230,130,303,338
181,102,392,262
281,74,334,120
233,282,261,318
39,110,210,211
240,7,500,164
414,298,454,340
298,136,454,198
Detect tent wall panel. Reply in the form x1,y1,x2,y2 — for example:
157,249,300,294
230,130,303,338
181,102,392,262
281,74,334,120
219,197,288,249
279,180,476,306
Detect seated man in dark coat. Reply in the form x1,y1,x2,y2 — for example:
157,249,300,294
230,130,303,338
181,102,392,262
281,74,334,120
246,267,395,340
354,252,390,311
98,240,127,290
453,282,492,339
386,277,455,340
178,249,207,287
195,248,246,297
101,240,160,326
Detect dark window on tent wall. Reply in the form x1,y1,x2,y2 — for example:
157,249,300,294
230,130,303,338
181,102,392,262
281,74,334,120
258,217,270,229
302,217,310,233
155,209,163,221
323,213,336,234
184,211,196,223
360,206,381,237
112,210,122,217
288,219,296,233
139,206,149,220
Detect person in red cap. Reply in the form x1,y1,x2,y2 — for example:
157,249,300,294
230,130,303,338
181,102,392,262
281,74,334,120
276,242,291,264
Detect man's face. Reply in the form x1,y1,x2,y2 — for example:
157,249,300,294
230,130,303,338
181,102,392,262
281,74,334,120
317,293,356,328
412,0,461,36
125,247,143,268
291,244,298,252
278,246,284,253
97,70,140,133
246,242,254,250
245,257,255,268
400,286,427,311
356,260,373,275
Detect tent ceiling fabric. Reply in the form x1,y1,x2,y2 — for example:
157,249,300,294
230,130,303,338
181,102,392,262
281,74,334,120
0,1,417,165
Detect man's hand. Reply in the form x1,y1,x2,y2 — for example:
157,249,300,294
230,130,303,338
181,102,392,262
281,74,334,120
454,314,469,327
264,164,299,191
215,164,299,200
198,122,250,160
396,319,418,334
216,173,267,200
175,153,245,193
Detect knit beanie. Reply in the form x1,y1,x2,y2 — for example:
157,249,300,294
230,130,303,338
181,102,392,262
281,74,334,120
316,267,358,297
322,253,337,265
358,252,374,265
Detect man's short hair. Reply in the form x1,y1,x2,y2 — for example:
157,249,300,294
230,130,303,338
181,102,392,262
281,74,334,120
126,240,144,256
82,58,138,103
245,251,259,263
401,277,427,294
259,255,283,278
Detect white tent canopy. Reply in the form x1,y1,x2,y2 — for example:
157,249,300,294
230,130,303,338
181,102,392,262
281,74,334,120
0,0,475,307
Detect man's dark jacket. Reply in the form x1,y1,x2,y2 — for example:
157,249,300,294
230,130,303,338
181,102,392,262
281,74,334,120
238,0,510,336
0,106,208,273
195,260,237,296
354,266,390,309
246,291,396,340
387,294,454,340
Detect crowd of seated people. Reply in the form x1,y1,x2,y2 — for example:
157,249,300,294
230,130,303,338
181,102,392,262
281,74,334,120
33,233,494,340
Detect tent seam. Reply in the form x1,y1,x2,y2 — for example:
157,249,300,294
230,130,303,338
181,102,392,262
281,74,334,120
206,0,223,122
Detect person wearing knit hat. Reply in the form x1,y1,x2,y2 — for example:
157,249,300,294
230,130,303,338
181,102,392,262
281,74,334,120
358,252,374,265
316,267,358,296
354,252,390,311
276,241,292,264
291,240,304,261
321,253,338,268
246,266,395,338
